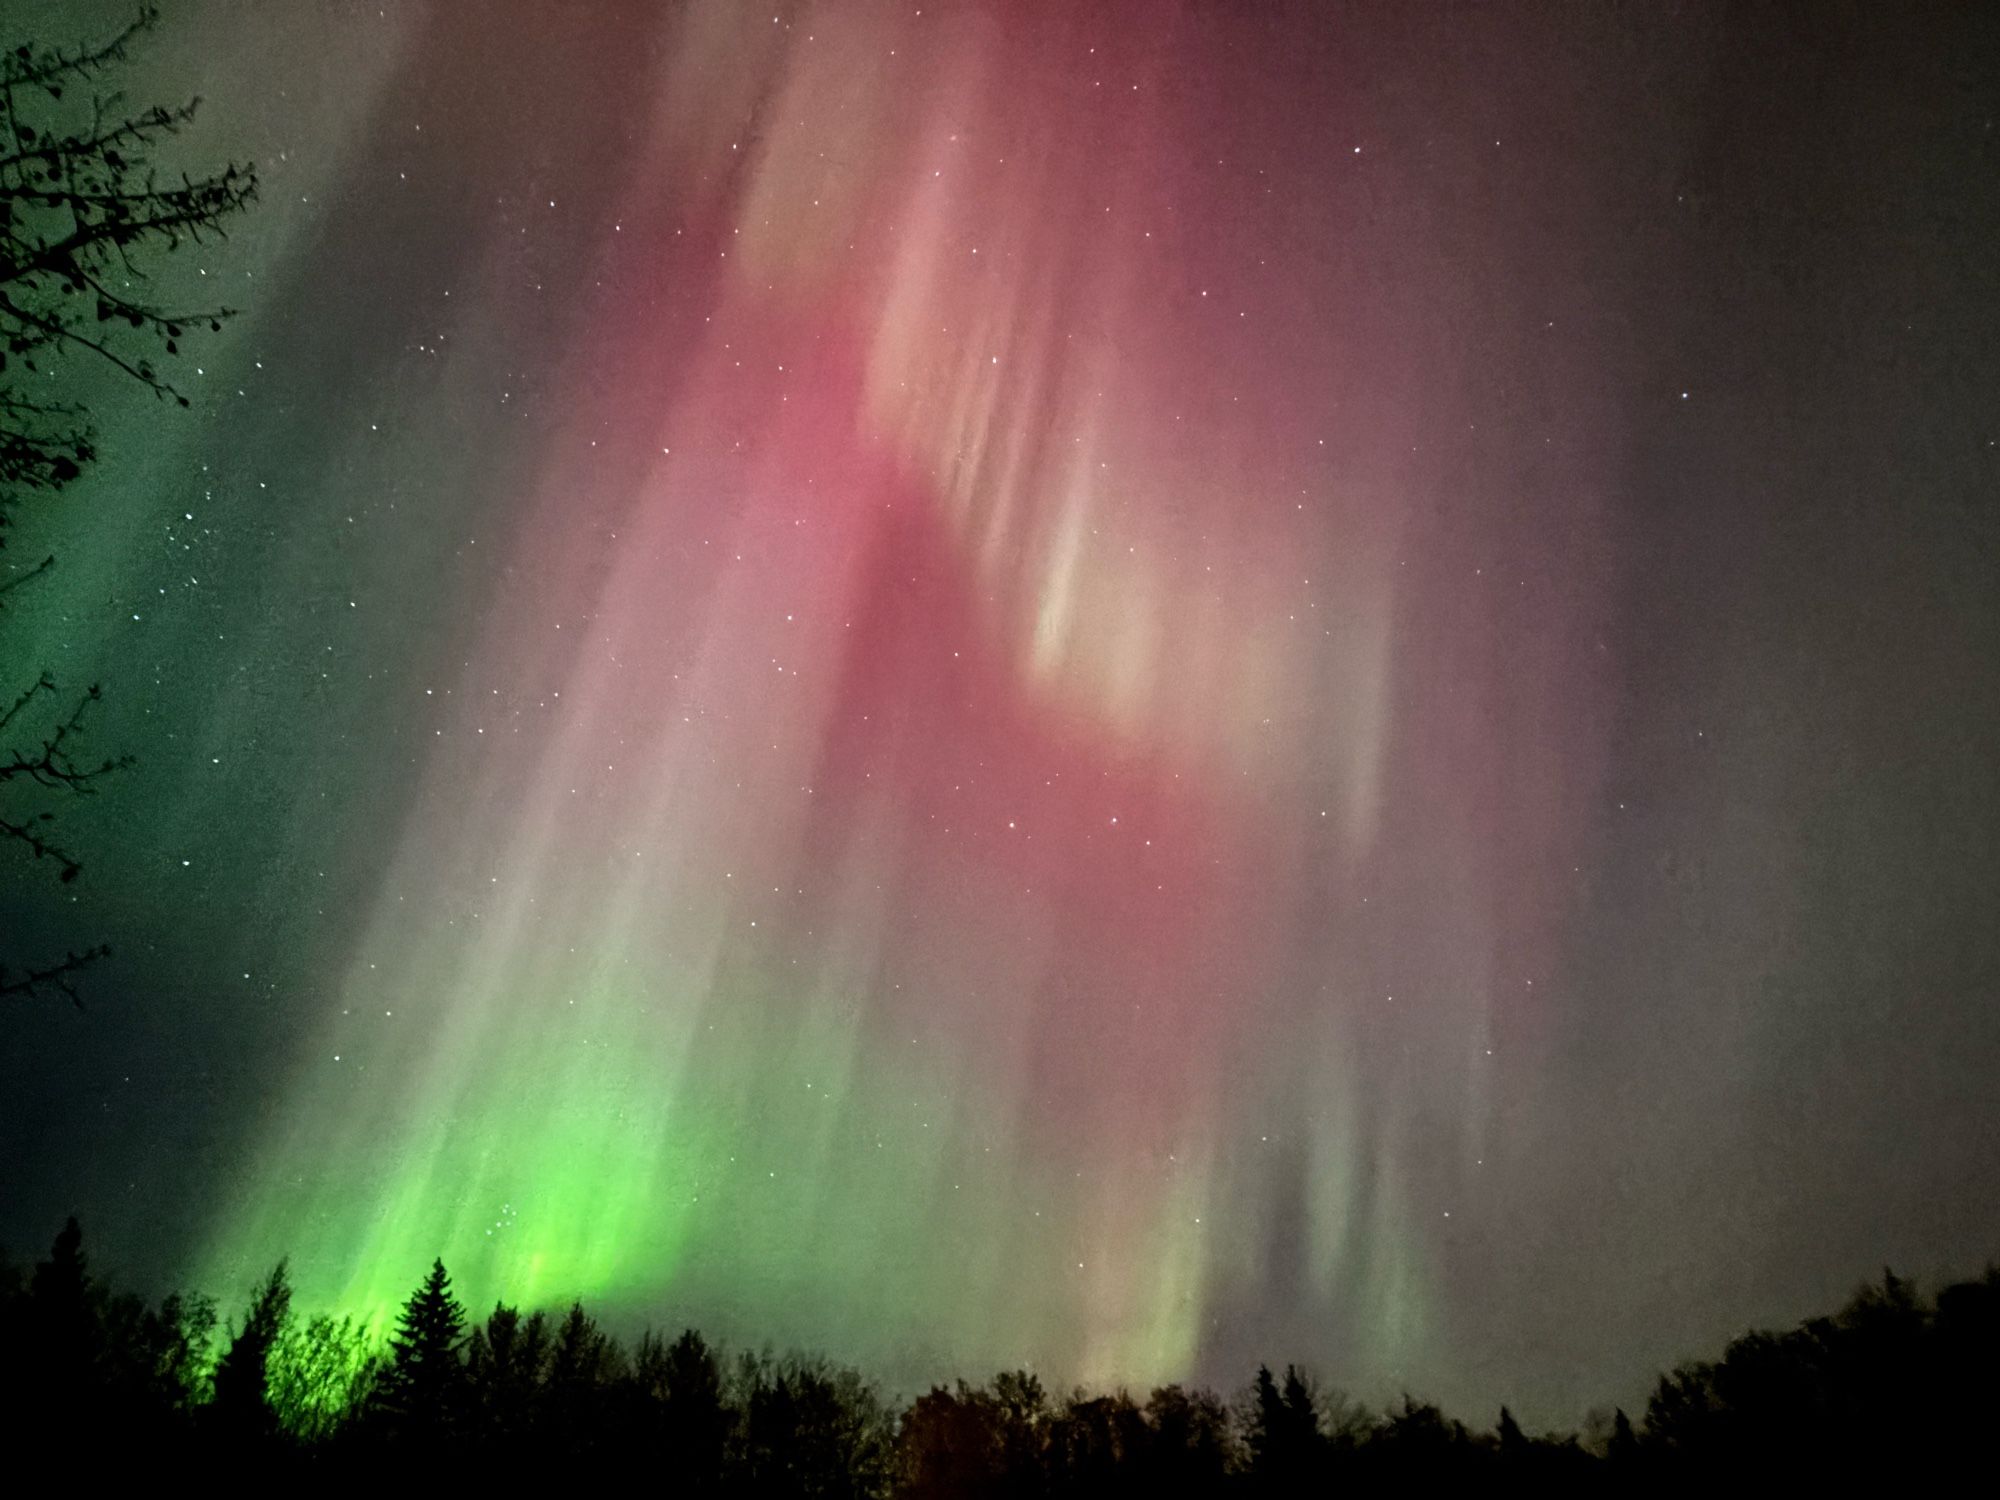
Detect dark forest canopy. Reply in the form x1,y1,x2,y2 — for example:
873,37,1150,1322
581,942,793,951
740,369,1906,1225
5,1219,1996,1485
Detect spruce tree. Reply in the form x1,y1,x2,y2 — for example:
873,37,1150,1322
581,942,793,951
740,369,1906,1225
210,1260,291,1440
1607,1407,1639,1464
649,1328,730,1491
376,1258,467,1441
1244,1364,1323,1489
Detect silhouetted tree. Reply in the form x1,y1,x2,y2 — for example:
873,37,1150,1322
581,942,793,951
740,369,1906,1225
1363,1394,1482,1478
739,1355,891,1498
0,5,256,1005
1933,1265,2000,1443
897,1381,1010,1500
1606,1406,1638,1465
1240,1364,1324,1492
989,1369,1050,1490
895,1372,1055,1499
268,1311,378,1443
146,1290,218,1410
1492,1401,1595,1481
210,1260,291,1442
0,1216,213,1449
1825,1267,1927,1441
372,1258,468,1443
1139,1383,1233,1496
1047,1390,1148,1498
1632,1266,1974,1478
538,1299,620,1452
17,1215,94,1406
464,1301,549,1449
632,1327,732,1492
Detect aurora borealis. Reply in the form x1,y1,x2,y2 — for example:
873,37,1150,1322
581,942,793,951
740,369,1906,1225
4,0,1999,1427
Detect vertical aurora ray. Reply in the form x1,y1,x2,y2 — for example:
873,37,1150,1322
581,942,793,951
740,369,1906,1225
180,0,1625,1396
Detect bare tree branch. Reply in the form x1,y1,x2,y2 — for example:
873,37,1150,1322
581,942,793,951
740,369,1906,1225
0,9,155,93
0,944,111,1006
0,6,255,1006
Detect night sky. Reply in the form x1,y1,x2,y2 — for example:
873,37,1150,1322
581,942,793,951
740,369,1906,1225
3,0,1997,1427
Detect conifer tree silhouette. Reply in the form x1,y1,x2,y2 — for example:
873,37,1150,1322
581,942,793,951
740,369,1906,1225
1607,1407,1639,1464
1243,1364,1323,1491
541,1299,615,1451
210,1260,291,1441
465,1302,549,1446
16,1216,95,1423
374,1258,467,1442
635,1327,732,1489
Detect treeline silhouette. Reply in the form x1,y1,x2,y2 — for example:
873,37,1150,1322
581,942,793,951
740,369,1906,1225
5,1219,1995,1485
